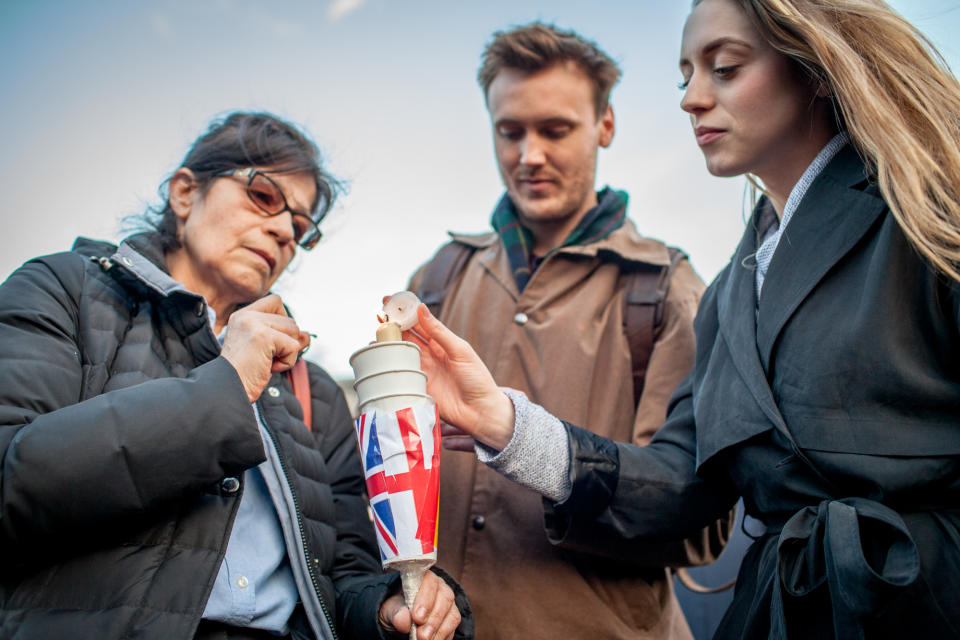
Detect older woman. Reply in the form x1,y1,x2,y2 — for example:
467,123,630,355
0,112,468,640
403,1,960,638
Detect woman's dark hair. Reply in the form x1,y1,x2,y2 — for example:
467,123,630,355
147,111,339,252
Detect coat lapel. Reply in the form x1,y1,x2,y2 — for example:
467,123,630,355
449,231,521,301
705,145,890,464
756,146,887,369
716,208,787,432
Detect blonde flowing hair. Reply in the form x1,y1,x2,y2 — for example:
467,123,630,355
696,0,960,283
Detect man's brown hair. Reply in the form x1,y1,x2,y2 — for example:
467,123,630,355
477,22,622,118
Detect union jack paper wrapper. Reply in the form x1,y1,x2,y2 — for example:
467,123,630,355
354,401,441,566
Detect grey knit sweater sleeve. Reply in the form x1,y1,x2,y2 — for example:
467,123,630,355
474,389,572,503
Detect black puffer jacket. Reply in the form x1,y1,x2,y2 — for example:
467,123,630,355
0,233,407,639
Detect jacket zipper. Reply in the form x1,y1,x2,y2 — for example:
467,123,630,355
260,411,338,640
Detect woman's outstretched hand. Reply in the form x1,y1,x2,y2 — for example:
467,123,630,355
402,304,515,451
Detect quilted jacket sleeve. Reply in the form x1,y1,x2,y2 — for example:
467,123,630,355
0,254,265,563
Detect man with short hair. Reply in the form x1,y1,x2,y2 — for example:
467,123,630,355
409,23,730,640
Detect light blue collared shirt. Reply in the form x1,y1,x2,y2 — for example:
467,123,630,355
202,463,298,631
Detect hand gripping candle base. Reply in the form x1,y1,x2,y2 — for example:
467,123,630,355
350,292,440,640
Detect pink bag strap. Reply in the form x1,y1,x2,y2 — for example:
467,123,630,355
287,359,312,430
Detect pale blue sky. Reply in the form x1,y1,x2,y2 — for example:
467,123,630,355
2,0,958,377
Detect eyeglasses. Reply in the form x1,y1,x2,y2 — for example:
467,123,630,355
215,168,323,250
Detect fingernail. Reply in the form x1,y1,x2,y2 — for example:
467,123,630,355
417,606,427,619
421,626,434,638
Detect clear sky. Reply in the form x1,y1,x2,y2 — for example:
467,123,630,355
2,0,958,378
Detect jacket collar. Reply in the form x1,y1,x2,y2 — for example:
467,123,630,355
754,144,886,368
448,219,676,302
556,218,675,267
74,232,220,361
72,232,194,301
449,218,674,268
715,143,886,430
111,232,197,300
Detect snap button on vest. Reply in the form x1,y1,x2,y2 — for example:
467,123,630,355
195,301,205,317
513,312,528,326
267,386,280,398
220,477,240,493
472,515,486,530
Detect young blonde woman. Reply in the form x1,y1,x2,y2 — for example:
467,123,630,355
402,0,960,637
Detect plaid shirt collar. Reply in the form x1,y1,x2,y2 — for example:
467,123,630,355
490,187,628,292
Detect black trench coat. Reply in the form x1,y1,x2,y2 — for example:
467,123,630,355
543,145,960,639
